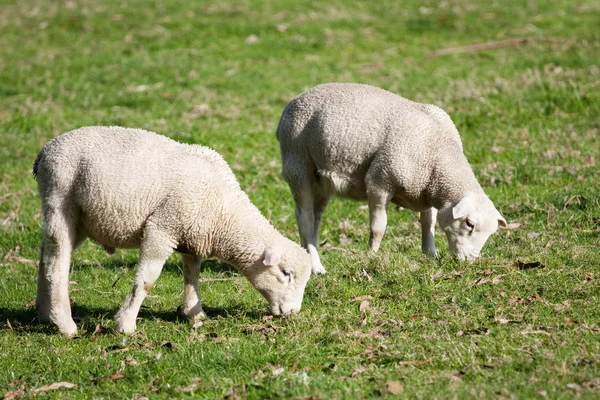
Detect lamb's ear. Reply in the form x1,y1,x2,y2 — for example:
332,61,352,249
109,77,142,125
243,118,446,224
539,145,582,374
452,193,477,220
263,248,282,267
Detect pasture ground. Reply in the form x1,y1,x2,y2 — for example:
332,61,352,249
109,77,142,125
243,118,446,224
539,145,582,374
0,0,599,398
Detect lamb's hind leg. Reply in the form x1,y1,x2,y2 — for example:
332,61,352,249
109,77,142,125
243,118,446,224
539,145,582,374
293,186,327,275
115,226,173,334
312,191,331,252
182,254,207,324
420,207,438,257
367,190,392,252
37,205,80,336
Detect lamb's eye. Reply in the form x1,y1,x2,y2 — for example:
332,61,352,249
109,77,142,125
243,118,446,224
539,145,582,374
282,269,292,278
465,219,475,230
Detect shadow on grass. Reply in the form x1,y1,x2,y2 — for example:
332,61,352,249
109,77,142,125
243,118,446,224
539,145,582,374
0,302,264,335
74,256,240,276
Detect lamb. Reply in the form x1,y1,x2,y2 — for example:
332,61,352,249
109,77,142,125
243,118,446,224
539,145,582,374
33,126,311,336
276,83,506,274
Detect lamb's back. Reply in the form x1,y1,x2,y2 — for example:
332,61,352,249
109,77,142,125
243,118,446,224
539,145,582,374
279,83,459,178
36,126,237,248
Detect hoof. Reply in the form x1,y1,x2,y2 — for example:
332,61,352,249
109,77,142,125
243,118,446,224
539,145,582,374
187,310,208,323
115,315,137,334
311,265,327,275
58,321,78,337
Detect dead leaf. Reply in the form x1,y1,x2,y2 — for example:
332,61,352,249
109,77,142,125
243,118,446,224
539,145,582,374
566,383,583,395
338,233,351,245
521,330,551,336
385,380,403,395
33,382,78,393
173,379,201,393
92,323,105,336
107,343,130,353
245,34,259,44
222,384,247,400
357,314,367,326
397,358,431,366
268,363,284,376
469,274,505,287
361,268,372,281
175,383,201,393
3,390,22,400
2,249,39,265
502,222,521,230
362,348,376,356
240,324,279,335
508,296,543,306
516,261,546,270
9,378,26,389
495,317,520,324
582,377,600,391
183,104,211,119
160,341,177,349
350,295,373,302
432,270,464,281
107,372,126,381
351,366,366,378
359,300,370,313
192,320,204,329
430,271,443,281
457,327,489,336
290,359,300,374
5,377,27,398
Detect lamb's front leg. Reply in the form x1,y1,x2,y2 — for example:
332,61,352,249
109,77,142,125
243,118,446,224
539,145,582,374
420,207,438,257
182,254,207,324
115,229,172,334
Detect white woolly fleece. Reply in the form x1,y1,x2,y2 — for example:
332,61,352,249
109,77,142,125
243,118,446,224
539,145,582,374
276,83,506,273
34,126,311,336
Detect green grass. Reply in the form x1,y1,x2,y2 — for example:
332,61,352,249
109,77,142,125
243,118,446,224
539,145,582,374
1,0,599,398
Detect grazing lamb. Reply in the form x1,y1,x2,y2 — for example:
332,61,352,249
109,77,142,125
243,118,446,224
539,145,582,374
276,83,506,274
33,126,311,336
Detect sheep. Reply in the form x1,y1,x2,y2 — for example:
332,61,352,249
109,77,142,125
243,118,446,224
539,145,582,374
276,83,507,274
33,126,311,336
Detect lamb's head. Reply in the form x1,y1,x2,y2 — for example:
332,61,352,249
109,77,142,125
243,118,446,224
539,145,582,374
244,242,311,316
437,192,506,260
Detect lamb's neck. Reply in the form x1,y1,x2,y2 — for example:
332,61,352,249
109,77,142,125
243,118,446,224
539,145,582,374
426,148,483,209
212,201,278,271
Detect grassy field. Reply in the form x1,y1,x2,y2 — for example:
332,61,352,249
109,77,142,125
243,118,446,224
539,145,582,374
1,0,599,398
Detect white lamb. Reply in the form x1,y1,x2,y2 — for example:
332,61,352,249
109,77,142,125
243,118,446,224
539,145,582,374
276,83,506,274
33,126,311,336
